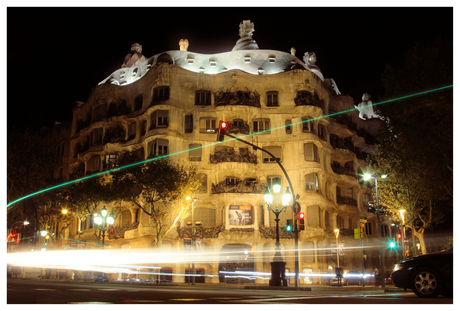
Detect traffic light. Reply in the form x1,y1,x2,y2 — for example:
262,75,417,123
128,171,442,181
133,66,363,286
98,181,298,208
297,212,305,231
397,232,402,239
286,219,292,232
217,120,228,142
389,240,396,249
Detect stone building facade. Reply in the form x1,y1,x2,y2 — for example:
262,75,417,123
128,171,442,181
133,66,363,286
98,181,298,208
61,21,397,284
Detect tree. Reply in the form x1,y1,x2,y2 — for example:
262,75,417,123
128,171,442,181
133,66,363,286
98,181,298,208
7,127,57,245
108,152,202,247
370,38,453,254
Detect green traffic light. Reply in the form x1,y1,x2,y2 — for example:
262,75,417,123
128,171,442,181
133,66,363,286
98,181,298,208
390,241,396,248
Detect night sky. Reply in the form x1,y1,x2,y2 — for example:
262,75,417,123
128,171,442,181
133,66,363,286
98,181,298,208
6,6,453,131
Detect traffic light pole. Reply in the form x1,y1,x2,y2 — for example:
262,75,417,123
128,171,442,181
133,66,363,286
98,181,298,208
221,132,300,288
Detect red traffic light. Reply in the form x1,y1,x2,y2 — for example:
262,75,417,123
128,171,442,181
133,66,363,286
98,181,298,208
220,121,228,129
397,232,402,239
298,212,305,220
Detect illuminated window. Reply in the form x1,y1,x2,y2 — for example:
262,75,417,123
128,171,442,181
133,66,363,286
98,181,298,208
304,143,319,162
305,173,319,191
186,207,216,227
147,139,169,158
195,91,211,105
150,110,168,129
105,154,120,170
267,91,278,106
199,117,217,133
263,146,282,163
253,118,270,133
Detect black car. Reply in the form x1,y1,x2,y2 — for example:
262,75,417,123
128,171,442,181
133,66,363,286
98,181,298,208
390,248,453,298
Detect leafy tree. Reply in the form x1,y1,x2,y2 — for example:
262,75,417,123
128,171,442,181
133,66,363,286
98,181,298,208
370,38,453,254
108,152,201,247
7,127,57,244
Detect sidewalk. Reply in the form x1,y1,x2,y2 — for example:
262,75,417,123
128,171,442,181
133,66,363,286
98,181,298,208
8,276,405,293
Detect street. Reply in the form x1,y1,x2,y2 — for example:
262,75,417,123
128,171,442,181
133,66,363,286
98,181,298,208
7,279,453,304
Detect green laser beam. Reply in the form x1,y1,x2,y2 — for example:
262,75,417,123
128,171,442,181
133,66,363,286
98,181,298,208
7,85,452,210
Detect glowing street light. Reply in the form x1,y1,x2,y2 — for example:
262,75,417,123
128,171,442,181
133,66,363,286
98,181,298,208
94,207,114,248
264,183,291,286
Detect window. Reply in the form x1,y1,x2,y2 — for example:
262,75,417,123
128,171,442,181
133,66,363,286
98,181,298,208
304,143,319,162
185,114,193,133
263,146,282,163
348,218,353,230
87,155,100,173
134,95,143,111
318,123,327,140
147,139,169,158
267,91,278,106
285,119,292,134
337,215,345,228
253,118,270,133
93,104,107,122
302,116,315,133
185,207,216,227
325,211,330,231
91,128,103,146
152,86,170,101
209,58,217,67
140,120,146,136
121,210,132,226
244,54,251,63
307,205,320,227
195,91,211,105
346,188,353,198
105,154,120,169
127,122,136,140
305,242,315,263
199,117,217,133
189,144,202,161
363,193,371,206
345,161,354,171
197,173,207,193
305,173,319,191
268,55,276,63
365,222,372,235
267,176,282,191
150,110,169,129
187,54,194,64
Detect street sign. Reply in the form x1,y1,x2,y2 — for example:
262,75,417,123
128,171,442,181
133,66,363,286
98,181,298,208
354,228,364,239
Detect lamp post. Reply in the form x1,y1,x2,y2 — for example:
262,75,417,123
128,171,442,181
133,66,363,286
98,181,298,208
334,229,340,267
363,173,387,288
264,183,291,286
186,197,198,285
399,209,406,259
94,207,114,248
62,209,93,249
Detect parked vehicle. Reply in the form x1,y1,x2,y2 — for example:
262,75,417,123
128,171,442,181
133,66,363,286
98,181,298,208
391,248,453,298
329,271,364,286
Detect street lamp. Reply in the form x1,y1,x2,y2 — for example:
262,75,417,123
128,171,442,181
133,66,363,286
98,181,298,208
363,173,387,288
94,206,114,248
334,229,340,267
264,183,291,286
399,209,406,259
186,196,198,285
